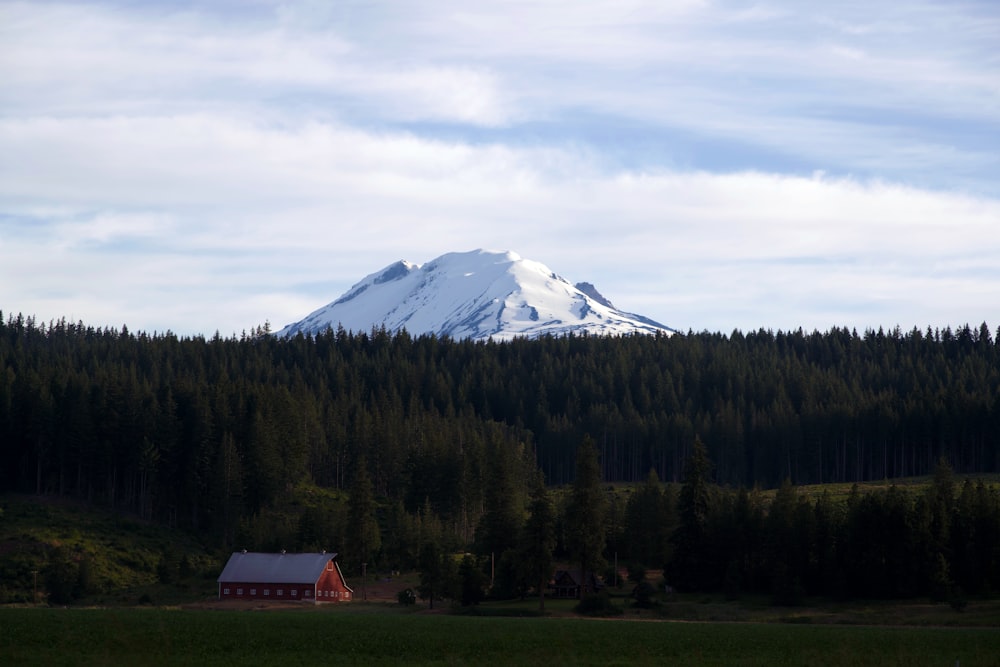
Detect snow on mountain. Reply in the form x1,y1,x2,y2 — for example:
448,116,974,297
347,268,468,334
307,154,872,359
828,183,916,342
277,249,676,341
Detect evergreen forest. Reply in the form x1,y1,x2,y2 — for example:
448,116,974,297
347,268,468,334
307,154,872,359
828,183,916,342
2,312,999,603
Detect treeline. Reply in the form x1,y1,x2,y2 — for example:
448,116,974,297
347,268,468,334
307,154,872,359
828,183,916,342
386,439,1000,607
1,314,998,533
661,441,1000,603
1,309,999,602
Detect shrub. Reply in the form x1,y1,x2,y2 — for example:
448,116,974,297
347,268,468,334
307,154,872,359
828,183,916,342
459,555,486,606
632,581,658,609
397,588,416,606
45,557,78,604
723,560,742,601
949,587,968,613
178,555,194,578
575,592,622,616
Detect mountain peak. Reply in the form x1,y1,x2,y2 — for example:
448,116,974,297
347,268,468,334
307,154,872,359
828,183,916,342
574,282,615,309
278,249,676,340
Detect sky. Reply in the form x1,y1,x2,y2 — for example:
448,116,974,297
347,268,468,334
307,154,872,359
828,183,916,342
2,0,998,337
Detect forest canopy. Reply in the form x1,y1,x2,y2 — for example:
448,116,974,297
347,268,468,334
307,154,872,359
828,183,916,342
1,313,997,552
2,312,999,603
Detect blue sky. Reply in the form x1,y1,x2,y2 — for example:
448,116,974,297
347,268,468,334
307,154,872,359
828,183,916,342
1,0,998,336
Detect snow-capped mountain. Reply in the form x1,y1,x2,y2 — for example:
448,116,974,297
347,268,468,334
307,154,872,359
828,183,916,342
278,249,676,341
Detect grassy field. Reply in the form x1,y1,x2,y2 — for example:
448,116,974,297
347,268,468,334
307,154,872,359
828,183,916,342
4,490,1000,666
2,606,999,666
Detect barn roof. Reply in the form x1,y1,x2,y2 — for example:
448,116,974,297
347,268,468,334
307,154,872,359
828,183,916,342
217,552,339,584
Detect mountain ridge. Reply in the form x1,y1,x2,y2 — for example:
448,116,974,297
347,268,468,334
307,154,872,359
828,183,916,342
278,249,676,340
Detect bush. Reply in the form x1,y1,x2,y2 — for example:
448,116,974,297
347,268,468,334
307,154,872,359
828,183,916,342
574,592,622,616
632,581,658,609
45,557,79,605
157,553,175,584
397,588,416,606
459,555,486,606
949,587,968,613
723,560,742,601
178,555,194,578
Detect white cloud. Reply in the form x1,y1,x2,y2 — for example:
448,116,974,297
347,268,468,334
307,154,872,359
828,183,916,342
2,108,997,334
1,0,998,335
0,1,512,125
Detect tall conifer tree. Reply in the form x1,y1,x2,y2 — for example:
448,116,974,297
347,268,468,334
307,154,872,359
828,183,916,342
565,435,607,599
520,475,556,610
670,437,714,591
346,456,381,573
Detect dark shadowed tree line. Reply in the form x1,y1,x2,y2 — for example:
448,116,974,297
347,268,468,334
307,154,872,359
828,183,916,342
1,312,999,602
658,441,1000,603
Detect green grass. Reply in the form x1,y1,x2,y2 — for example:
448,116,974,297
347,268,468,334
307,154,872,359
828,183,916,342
0,494,219,604
2,607,998,666
773,473,1000,503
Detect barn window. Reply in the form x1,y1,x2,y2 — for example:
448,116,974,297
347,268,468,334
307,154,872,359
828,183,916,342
223,588,230,595
291,589,297,597
250,588,256,596
264,589,270,596
305,590,312,597
277,589,283,596
237,588,243,595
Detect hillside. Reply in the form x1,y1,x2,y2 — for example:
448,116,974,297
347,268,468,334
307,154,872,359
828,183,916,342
0,494,218,605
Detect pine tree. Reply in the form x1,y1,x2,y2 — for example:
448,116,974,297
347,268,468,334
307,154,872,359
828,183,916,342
519,476,556,610
565,435,607,599
417,537,456,610
458,554,487,606
475,436,523,558
622,468,669,566
346,456,381,574
669,437,714,591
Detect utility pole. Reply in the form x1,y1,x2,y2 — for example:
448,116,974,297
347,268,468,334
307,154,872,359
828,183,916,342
362,562,367,601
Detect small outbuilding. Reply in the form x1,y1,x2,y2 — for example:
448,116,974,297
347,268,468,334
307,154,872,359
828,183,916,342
551,569,604,599
217,551,353,602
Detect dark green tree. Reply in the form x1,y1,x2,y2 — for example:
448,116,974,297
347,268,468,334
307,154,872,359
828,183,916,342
475,437,524,558
669,437,715,591
417,539,456,610
417,540,443,610
519,476,556,610
345,456,381,574
458,554,487,606
622,468,670,566
565,436,607,599
44,547,78,604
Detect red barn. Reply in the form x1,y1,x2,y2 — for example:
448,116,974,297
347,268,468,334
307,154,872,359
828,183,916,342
217,551,353,602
